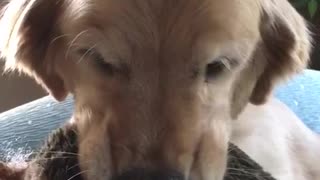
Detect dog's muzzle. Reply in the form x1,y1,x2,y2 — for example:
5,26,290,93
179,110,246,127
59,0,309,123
113,168,184,180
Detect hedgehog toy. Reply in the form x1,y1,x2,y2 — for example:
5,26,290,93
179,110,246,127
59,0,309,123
0,124,276,180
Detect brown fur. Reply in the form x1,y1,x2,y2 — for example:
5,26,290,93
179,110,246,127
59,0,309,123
0,162,27,180
0,0,311,179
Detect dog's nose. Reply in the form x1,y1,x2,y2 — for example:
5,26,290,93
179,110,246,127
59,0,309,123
113,168,184,180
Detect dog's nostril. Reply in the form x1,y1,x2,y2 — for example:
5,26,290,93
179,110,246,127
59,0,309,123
113,168,184,180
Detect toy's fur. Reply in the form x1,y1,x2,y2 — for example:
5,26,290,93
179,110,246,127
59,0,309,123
0,124,276,180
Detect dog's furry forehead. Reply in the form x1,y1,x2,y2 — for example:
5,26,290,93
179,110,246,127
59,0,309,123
63,0,261,13
61,0,262,32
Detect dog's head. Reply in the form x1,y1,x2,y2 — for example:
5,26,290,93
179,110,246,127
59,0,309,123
0,0,311,179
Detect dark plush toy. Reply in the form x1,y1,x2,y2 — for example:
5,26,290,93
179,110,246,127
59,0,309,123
0,125,276,180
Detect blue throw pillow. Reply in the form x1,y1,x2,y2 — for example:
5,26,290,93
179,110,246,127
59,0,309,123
275,70,320,133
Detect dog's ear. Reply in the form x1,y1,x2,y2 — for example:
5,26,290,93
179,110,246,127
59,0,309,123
0,0,67,101
249,0,312,104
231,0,312,118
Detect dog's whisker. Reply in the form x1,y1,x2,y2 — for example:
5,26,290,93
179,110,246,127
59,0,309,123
13,151,77,160
30,151,80,157
49,34,71,46
69,128,80,136
110,143,131,154
66,160,93,172
65,30,89,60
226,172,269,180
227,167,271,178
77,44,97,64
193,0,210,17
33,156,78,162
67,170,90,180
227,155,260,167
67,163,82,171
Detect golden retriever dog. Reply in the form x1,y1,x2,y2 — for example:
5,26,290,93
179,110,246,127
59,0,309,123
0,0,319,179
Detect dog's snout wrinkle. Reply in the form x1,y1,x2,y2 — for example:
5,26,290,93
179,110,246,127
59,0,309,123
113,168,184,180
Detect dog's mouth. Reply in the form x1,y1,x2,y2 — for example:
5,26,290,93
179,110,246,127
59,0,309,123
0,124,273,180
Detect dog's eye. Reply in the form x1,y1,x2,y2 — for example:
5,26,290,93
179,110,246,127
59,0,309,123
205,57,232,82
77,48,114,74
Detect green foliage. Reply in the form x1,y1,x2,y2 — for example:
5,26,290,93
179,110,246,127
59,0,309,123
291,0,319,18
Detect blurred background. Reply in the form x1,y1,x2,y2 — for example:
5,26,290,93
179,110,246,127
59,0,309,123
290,0,320,69
0,0,319,113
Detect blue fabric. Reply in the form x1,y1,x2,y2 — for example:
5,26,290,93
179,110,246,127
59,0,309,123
275,70,320,133
0,96,73,161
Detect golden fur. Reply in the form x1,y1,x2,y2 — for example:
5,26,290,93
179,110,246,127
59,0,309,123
0,0,312,179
